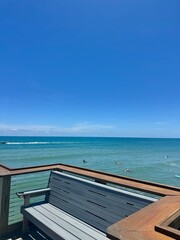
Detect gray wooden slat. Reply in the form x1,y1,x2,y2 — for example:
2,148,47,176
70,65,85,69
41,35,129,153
23,205,109,240
51,171,155,202
50,171,154,205
49,176,148,212
49,195,110,232
49,182,144,212
43,203,108,238
33,206,98,240
23,207,80,240
50,184,140,215
49,188,129,222
38,204,109,240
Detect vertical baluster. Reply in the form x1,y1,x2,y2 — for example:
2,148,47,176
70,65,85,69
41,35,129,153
0,175,11,236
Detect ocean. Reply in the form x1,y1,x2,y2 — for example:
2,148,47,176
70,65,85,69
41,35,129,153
0,136,180,187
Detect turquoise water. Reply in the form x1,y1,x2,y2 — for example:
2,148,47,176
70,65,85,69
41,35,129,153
0,136,180,187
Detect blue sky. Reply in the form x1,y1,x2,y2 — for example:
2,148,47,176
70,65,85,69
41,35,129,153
0,0,180,137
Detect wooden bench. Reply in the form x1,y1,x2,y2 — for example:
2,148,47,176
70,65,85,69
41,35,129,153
17,171,156,240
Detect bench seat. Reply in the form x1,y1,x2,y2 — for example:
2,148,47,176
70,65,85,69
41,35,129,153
23,203,109,240
18,171,156,240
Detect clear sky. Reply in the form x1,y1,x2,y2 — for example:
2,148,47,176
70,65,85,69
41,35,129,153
0,0,180,137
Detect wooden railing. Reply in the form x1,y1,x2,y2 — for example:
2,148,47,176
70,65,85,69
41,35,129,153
9,171,50,226
0,163,180,239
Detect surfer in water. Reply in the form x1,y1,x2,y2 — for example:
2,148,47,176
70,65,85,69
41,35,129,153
124,168,132,173
115,161,122,165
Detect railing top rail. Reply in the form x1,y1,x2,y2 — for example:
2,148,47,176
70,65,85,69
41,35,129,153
0,163,180,196
0,163,60,176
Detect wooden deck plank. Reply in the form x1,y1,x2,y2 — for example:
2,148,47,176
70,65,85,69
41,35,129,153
107,196,180,240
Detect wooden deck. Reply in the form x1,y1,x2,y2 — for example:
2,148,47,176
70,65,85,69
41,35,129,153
0,163,180,240
107,195,180,240
2,226,51,240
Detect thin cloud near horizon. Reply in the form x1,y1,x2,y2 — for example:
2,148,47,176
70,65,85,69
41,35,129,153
0,122,179,138
0,123,115,136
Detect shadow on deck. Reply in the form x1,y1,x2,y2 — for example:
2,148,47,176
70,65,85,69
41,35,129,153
2,226,51,240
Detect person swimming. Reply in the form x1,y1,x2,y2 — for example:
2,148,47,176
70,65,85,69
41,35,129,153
124,168,132,173
115,161,122,165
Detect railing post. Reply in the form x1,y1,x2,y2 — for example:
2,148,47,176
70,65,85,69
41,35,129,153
0,175,11,236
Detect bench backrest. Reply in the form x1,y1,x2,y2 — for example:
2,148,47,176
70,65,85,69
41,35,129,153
48,171,156,233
